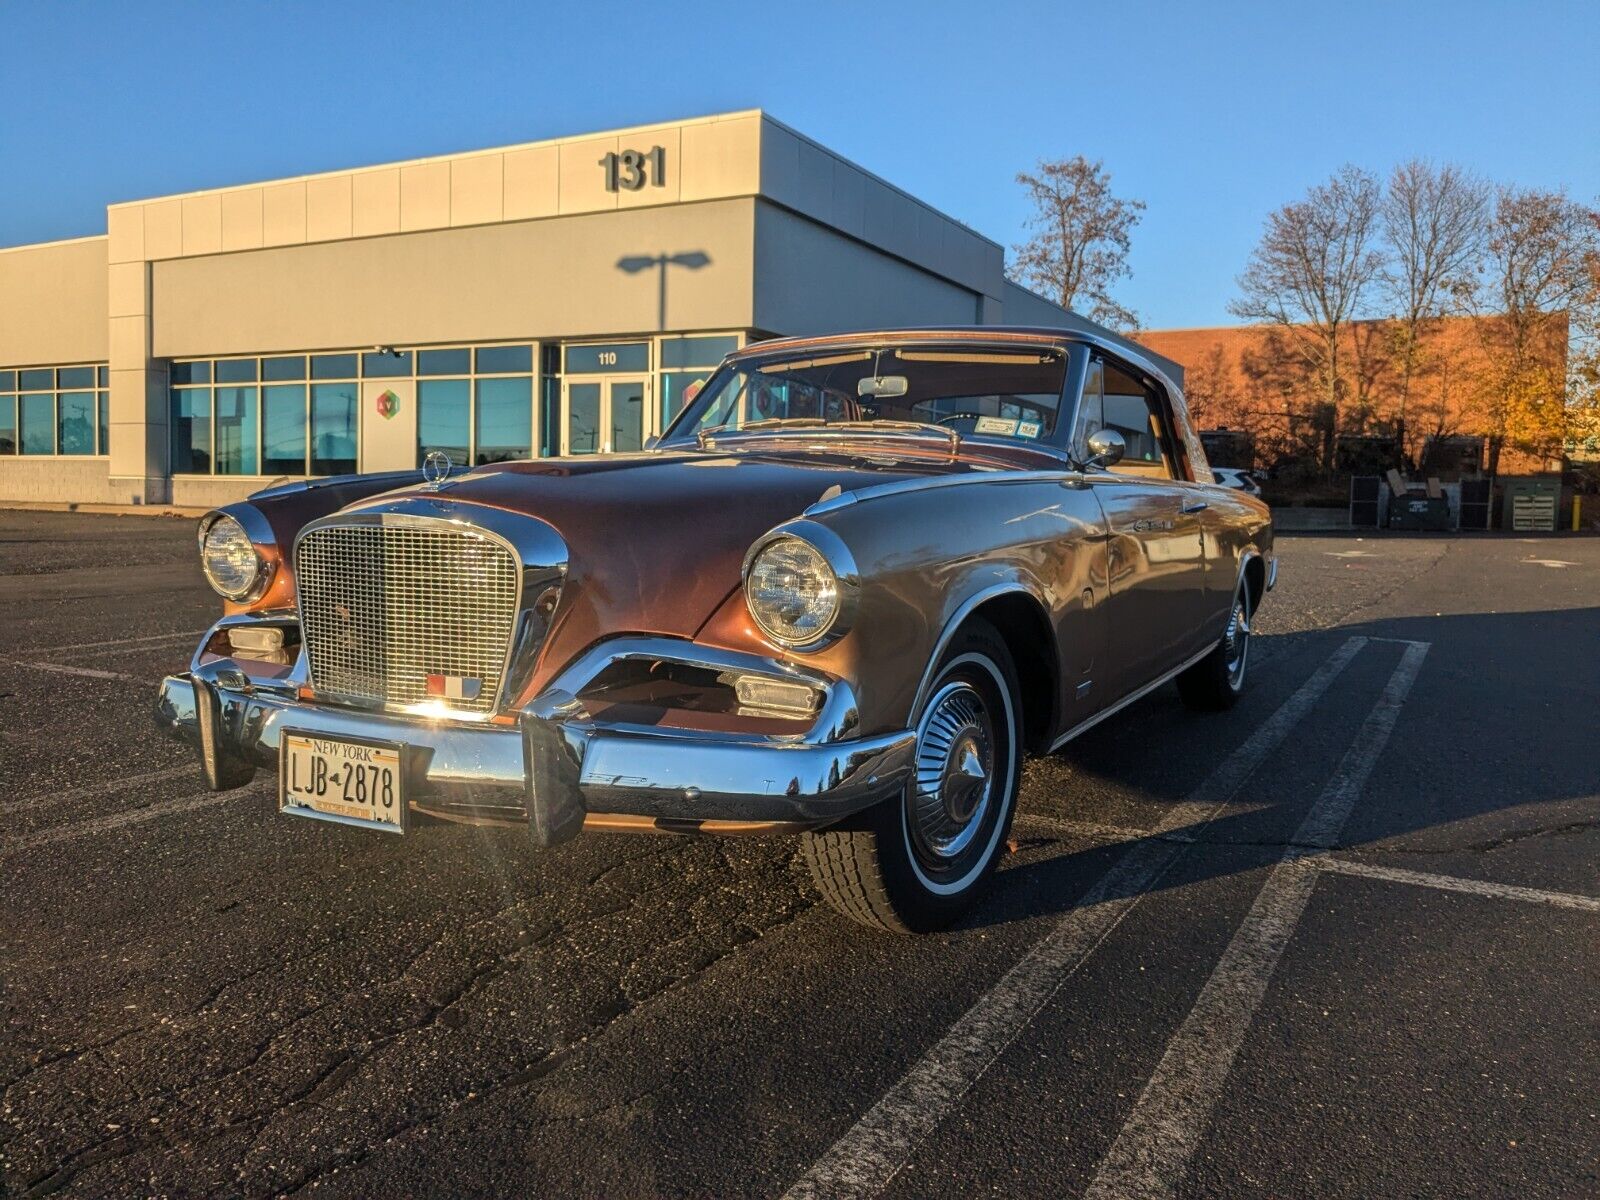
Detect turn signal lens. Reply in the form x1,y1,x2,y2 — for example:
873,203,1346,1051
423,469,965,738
744,536,840,646
199,514,263,600
729,673,821,715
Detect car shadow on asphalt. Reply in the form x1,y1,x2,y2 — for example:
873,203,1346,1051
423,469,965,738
964,606,1600,930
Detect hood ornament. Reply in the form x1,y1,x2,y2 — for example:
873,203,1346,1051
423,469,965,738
422,451,454,488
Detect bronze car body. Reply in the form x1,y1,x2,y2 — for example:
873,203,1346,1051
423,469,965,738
157,327,1273,930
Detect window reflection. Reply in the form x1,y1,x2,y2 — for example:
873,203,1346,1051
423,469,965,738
310,383,357,475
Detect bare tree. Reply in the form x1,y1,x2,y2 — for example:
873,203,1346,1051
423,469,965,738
1009,157,1145,330
1469,186,1599,469
1379,160,1489,432
1229,166,1386,463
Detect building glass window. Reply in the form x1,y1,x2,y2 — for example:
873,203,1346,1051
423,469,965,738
58,392,96,455
476,377,532,463
171,361,210,385
476,345,533,374
215,386,259,475
214,359,258,384
0,364,109,457
171,388,212,472
19,394,54,454
310,383,358,475
311,353,358,380
657,333,741,429
262,356,306,382
262,384,308,474
362,350,412,378
418,379,470,467
419,348,471,376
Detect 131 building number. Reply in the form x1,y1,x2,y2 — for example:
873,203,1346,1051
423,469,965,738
601,146,666,192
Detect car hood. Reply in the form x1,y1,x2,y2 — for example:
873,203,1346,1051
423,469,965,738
380,448,979,648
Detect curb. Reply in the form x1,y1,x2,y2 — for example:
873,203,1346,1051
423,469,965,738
0,501,208,519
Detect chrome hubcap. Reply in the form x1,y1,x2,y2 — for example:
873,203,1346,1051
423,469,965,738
1225,598,1250,687
910,682,994,862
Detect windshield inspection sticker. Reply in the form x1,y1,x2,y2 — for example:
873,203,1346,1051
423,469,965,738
974,416,1019,436
1017,420,1042,439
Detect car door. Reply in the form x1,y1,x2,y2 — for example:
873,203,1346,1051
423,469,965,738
1076,354,1209,699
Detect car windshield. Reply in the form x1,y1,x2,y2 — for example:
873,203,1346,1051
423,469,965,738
664,344,1068,447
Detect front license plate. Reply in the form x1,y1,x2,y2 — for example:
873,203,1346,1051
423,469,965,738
280,732,406,833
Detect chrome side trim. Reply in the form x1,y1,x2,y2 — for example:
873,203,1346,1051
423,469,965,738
1046,642,1215,753
804,468,1084,516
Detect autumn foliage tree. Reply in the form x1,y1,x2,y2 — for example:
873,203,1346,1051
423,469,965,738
1009,156,1145,331
1470,187,1599,470
1228,166,1386,466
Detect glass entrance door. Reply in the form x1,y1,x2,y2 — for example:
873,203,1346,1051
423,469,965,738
562,376,648,454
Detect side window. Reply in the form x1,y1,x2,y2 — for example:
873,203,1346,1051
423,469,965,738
1100,360,1178,480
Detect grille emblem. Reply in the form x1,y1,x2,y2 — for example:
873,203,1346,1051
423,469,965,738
426,673,483,701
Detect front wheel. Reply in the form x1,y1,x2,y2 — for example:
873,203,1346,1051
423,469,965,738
802,621,1022,933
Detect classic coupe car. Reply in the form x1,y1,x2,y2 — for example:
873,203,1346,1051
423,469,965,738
157,327,1273,932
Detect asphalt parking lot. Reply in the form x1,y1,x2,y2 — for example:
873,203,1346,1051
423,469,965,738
2,510,1597,1199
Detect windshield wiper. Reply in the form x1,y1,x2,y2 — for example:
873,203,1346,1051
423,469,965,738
696,418,827,448
696,417,961,457
828,420,961,454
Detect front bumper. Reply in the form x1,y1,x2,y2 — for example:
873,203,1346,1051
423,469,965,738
155,645,915,844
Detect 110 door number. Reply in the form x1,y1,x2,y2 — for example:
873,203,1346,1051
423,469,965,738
601,147,667,192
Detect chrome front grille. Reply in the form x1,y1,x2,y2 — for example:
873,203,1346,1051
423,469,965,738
296,520,520,717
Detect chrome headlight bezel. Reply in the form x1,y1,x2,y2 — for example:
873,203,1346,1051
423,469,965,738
741,522,859,652
198,509,272,602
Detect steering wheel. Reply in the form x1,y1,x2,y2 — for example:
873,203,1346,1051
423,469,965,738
934,412,981,428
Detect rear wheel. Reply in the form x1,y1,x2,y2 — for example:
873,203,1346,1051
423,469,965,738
1177,582,1251,711
802,622,1022,933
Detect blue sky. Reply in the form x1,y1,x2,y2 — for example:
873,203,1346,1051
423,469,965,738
2,0,1595,329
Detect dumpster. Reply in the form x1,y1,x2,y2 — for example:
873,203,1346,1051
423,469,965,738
1391,494,1452,530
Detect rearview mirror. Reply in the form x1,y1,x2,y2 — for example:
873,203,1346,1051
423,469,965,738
1085,428,1126,469
858,375,909,399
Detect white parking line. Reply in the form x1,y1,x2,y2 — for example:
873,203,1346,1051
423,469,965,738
0,764,199,817
1321,858,1600,914
26,629,206,656
2,785,262,854
1084,640,1429,1200
781,636,1368,1200
19,661,142,682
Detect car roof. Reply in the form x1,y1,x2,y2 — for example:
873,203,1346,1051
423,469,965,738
726,326,1180,395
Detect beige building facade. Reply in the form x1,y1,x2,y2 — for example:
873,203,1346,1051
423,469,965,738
0,111,1173,507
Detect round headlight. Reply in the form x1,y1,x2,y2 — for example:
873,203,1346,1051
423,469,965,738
744,535,842,647
199,514,263,600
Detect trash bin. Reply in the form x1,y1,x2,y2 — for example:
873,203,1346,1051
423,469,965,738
1390,494,1452,530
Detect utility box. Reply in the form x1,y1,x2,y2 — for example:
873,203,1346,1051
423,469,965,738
1502,477,1560,532
1391,494,1452,530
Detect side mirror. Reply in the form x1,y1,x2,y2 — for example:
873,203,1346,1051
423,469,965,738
1085,428,1126,469
643,434,661,451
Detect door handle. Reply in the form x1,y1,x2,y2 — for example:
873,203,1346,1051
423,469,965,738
1181,501,1209,514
